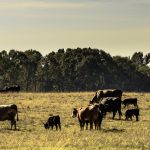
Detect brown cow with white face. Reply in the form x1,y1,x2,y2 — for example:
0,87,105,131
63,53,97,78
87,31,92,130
0,104,19,130
72,104,103,130
90,89,123,104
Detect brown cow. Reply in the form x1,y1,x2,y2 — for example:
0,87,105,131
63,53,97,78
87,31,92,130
72,104,103,130
90,89,123,104
0,104,19,129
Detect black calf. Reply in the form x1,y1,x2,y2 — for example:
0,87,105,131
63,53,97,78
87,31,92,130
44,115,61,130
125,108,139,121
122,98,138,108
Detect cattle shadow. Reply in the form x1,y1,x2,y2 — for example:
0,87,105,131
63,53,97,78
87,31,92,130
0,127,34,133
0,128,21,133
103,128,125,133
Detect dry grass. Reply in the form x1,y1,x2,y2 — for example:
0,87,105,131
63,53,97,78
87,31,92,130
0,92,149,150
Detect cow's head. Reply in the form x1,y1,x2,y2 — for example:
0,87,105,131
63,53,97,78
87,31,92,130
99,104,106,116
43,122,50,129
71,108,78,118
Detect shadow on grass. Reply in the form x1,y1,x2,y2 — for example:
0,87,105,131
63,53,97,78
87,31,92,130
103,128,125,133
0,127,33,133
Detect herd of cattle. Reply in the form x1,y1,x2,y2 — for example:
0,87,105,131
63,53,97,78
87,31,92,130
0,89,139,131
71,89,139,130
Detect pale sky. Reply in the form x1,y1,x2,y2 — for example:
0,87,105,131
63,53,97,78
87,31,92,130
0,0,150,56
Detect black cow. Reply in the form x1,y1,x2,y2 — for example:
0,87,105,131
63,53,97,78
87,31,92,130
3,85,20,92
90,89,122,104
0,104,19,129
100,97,122,120
125,109,139,121
122,98,138,108
43,115,61,130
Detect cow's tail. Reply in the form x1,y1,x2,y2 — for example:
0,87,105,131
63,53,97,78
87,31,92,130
15,106,19,121
17,110,19,121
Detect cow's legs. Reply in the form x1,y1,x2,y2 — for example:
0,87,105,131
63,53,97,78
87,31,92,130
98,119,102,130
79,121,83,131
85,121,88,130
136,115,139,121
118,110,122,120
55,124,58,130
11,119,16,130
112,111,116,119
89,121,93,130
95,122,97,130
11,120,13,129
82,121,85,130
58,123,61,130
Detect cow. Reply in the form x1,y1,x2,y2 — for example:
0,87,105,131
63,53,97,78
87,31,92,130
90,89,123,104
122,98,138,108
72,104,103,130
0,104,19,130
43,115,61,130
125,108,139,121
3,85,20,93
100,97,122,120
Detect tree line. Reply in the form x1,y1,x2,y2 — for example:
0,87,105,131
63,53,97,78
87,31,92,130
0,48,150,92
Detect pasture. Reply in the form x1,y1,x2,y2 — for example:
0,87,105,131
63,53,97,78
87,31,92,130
0,92,149,150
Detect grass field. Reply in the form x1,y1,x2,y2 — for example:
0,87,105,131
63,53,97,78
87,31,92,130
0,92,149,150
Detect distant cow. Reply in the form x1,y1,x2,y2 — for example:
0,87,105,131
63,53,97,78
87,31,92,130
3,85,20,92
125,108,139,121
100,97,122,120
122,98,138,108
72,104,103,130
90,89,122,104
0,104,19,129
43,115,61,130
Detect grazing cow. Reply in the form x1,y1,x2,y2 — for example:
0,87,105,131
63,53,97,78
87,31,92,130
72,104,103,130
125,108,139,121
90,89,122,104
100,97,122,120
122,98,138,108
0,104,19,129
43,115,61,130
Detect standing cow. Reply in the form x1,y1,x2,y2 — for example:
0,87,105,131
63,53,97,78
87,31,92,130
122,98,138,108
125,108,139,121
100,97,122,120
0,104,19,129
90,89,123,104
72,104,103,130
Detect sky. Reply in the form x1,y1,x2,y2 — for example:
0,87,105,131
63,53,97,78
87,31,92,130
0,0,150,56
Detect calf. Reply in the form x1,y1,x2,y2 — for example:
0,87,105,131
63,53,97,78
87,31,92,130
72,104,103,130
44,115,61,130
125,108,139,121
122,98,138,108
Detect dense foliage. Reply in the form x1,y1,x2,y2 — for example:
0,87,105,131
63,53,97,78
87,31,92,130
0,48,150,92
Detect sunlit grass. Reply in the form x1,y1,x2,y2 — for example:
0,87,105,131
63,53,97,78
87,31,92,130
0,92,149,149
